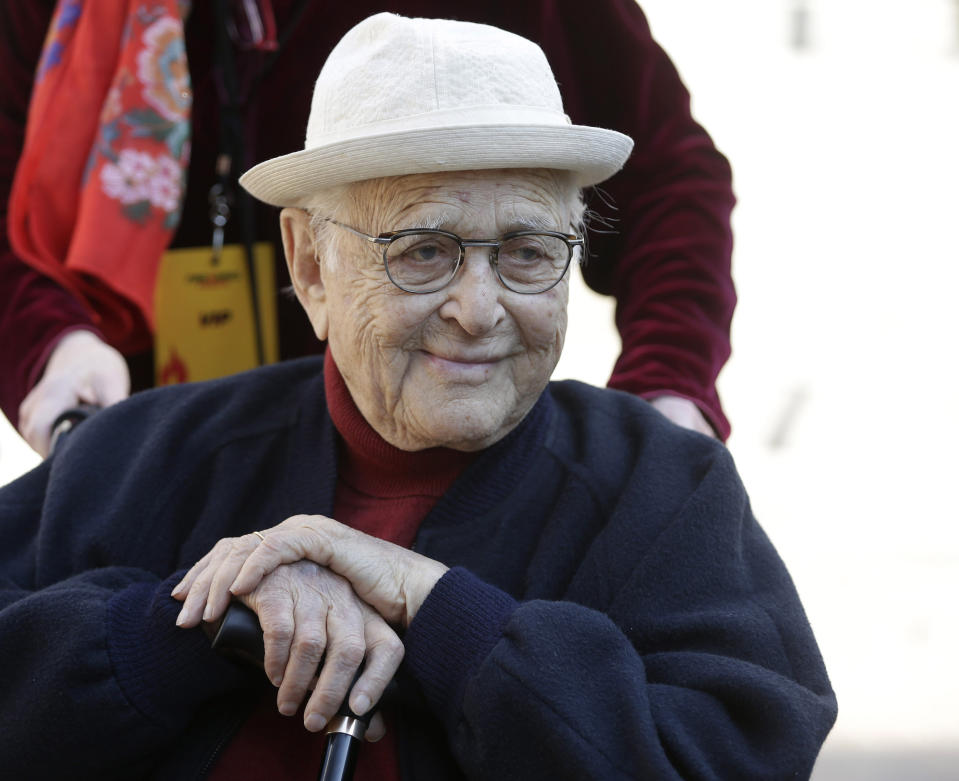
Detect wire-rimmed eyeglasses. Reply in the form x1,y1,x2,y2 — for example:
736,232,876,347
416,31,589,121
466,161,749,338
322,218,584,295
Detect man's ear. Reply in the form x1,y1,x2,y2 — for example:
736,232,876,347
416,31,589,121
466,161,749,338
280,208,329,341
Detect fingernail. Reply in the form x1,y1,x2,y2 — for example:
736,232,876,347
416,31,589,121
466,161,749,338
352,693,371,715
305,714,325,732
202,604,214,621
175,608,188,627
171,580,185,596
279,701,297,717
271,675,283,688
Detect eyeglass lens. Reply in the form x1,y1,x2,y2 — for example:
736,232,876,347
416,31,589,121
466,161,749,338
384,232,575,293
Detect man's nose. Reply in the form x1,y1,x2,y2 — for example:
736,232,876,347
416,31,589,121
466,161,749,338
437,248,506,335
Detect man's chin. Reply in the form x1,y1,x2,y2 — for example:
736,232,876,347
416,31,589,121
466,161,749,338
424,396,534,452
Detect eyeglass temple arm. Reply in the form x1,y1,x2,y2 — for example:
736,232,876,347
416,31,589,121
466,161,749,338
323,218,391,246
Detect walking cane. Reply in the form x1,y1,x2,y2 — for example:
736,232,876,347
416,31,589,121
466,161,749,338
211,602,373,781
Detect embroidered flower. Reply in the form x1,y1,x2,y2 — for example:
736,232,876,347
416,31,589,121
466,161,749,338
136,17,190,122
100,149,182,213
147,154,183,212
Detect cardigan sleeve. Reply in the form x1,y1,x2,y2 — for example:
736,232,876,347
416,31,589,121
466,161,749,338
532,0,736,438
402,447,836,779
0,361,334,777
0,456,248,777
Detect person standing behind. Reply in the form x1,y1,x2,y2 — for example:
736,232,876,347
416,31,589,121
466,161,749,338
0,0,736,455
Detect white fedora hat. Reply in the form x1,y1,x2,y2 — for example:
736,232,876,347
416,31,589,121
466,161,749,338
240,13,634,206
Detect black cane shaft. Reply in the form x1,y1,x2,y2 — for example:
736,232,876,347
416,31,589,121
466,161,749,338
318,731,361,781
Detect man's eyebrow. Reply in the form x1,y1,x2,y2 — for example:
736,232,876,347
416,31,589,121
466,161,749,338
500,209,561,232
418,213,455,231
505,217,558,232
388,212,456,231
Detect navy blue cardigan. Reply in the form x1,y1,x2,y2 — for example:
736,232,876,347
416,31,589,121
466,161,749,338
0,357,835,778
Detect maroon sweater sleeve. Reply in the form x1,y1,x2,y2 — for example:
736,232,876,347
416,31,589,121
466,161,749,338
0,1,99,428
531,0,736,438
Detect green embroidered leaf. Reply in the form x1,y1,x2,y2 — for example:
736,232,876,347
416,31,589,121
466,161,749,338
125,108,175,142
125,107,168,127
123,200,153,224
163,208,181,230
101,120,120,148
165,121,190,160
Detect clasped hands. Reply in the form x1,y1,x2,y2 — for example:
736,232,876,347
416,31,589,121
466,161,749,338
171,514,448,738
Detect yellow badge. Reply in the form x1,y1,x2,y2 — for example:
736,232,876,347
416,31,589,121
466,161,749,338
153,243,279,385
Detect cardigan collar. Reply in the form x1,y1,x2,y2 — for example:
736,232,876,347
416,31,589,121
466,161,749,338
281,352,555,534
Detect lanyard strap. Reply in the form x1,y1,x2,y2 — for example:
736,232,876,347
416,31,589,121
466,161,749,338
212,0,264,364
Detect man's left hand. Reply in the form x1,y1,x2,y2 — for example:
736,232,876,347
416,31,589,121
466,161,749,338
176,515,448,632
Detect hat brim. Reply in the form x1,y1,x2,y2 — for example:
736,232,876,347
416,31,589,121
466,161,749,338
239,124,633,207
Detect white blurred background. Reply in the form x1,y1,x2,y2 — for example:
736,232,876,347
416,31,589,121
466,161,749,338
568,1,958,777
1,0,957,777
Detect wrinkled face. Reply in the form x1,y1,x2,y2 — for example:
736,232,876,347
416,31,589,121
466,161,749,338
282,169,578,451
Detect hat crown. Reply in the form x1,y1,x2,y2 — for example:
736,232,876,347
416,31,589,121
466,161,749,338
306,13,566,144
240,14,633,205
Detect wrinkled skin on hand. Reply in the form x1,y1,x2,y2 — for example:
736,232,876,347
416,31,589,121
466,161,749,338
174,542,406,737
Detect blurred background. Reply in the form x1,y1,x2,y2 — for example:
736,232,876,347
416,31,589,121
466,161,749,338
1,0,957,777
560,1,959,777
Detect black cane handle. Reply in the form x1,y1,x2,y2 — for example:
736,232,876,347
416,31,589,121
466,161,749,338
49,403,101,453
210,601,266,668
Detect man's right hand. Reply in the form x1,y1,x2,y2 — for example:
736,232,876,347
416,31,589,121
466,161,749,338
18,330,130,456
175,554,403,739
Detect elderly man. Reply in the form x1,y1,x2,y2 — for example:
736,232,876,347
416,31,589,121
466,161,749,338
0,14,835,780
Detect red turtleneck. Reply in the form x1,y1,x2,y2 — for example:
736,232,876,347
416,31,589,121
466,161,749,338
210,351,475,780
